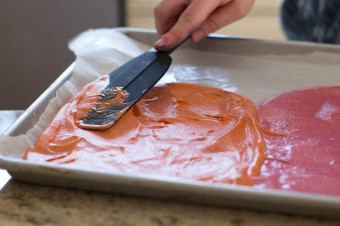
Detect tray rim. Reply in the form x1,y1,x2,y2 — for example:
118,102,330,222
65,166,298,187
117,27,340,52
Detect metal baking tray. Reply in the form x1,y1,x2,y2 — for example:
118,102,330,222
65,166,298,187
1,28,340,218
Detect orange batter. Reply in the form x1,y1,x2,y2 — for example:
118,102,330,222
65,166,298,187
24,76,266,185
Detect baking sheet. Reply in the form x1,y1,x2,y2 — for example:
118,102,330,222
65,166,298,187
1,28,340,218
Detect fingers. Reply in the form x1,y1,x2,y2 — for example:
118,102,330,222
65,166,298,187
192,0,255,42
154,0,189,36
154,0,227,51
153,0,255,51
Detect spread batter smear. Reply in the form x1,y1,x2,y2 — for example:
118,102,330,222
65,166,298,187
254,86,340,196
24,75,266,186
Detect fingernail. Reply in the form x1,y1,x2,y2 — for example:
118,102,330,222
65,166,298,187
154,38,166,50
192,30,205,42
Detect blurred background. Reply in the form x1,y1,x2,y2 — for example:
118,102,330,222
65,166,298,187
0,0,285,109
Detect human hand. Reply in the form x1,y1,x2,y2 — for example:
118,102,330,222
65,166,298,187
153,0,255,51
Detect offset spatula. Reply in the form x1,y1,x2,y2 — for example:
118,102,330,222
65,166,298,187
79,39,186,130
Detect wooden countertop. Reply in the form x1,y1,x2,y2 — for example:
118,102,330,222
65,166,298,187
0,111,339,226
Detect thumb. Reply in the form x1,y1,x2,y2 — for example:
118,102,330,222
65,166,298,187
154,0,222,51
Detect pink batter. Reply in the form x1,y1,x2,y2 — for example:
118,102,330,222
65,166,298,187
255,86,340,196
